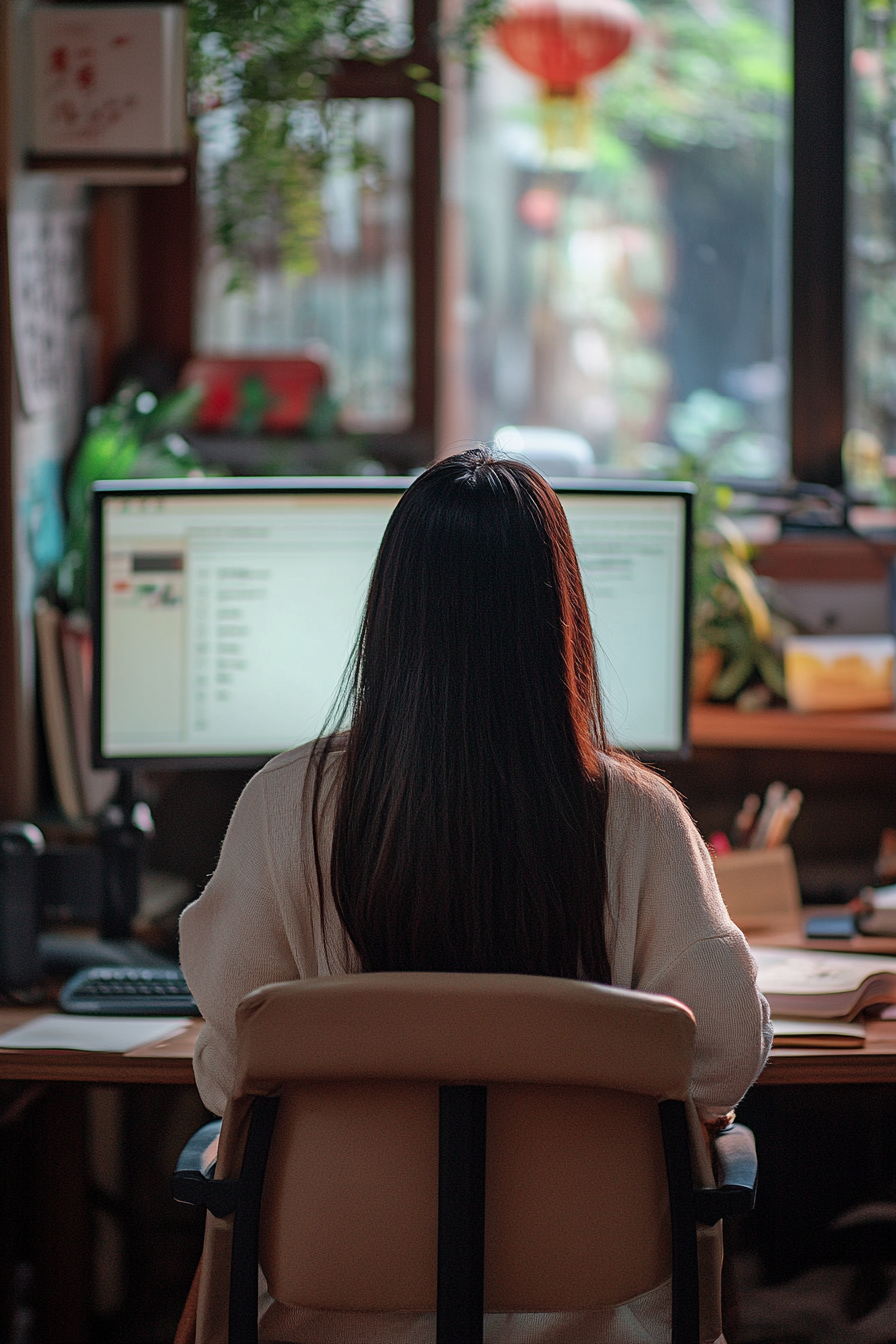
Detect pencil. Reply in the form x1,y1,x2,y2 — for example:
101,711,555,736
765,789,803,848
732,793,761,848
750,781,787,849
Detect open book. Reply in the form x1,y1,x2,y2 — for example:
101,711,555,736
752,946,896,1019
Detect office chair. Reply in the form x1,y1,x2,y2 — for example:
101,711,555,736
173,973,757,1344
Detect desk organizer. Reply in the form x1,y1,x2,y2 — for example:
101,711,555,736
713,844,801,934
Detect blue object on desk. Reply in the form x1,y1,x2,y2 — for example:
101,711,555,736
805,914,857,939
58,967,199,1016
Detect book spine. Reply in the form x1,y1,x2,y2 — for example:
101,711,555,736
59,613,118,817
34,598,84,821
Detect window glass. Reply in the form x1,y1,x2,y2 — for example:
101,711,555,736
377,0,413,54
456,0,792,480
847,1,896,489
195,98,413,433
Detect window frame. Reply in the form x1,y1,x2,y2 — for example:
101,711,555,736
791,0,847,487
326,0,440,462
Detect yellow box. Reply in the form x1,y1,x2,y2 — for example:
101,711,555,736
783,636,895,712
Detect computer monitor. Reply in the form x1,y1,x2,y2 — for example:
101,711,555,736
91,477,693,768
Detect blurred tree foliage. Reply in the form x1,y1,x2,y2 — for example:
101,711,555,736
598,0,789,154
849,1,896,459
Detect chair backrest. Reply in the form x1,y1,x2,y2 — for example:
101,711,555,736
212,973,697,1318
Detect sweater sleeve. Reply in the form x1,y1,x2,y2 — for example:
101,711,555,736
179,768,301,1115
612,766,773,1118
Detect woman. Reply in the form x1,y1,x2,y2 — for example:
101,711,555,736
180,447,770,1342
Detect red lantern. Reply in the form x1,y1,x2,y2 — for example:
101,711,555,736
493,0,641,98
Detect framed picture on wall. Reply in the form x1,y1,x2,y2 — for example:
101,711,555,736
30,4,186,156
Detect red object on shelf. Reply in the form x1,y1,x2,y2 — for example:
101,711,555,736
493,0,641,97
180,356,326,433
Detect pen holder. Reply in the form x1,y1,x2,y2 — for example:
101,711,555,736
712,844,801,934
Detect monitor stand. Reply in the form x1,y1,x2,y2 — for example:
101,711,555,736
38,775,175,977
38,932,175,974
99,770,155,941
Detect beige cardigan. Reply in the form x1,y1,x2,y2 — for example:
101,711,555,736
181,742,770,1119
179,742,770,1344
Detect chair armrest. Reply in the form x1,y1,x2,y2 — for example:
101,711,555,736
172,1119,239,1217
693,1123,757,1226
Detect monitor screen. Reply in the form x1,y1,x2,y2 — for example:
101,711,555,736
92,478,692,766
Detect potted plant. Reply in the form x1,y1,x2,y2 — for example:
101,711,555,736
658,389,794,708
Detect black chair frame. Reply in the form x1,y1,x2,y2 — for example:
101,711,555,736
174,1088,757,1344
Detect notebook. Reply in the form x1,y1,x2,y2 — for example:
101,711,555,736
772,1018,866,1048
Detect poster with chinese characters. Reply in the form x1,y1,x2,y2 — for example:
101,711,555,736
31,5,186,155
9,208,88,418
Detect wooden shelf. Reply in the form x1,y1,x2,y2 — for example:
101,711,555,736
690,703,896,753
25,153,188,185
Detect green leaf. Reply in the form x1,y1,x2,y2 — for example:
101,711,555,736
755,643,786,698
139,384,205,437
711,651,755,701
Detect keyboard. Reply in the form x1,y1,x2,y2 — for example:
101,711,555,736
58,967,200,1017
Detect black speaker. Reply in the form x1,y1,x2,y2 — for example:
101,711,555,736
0,822,45,992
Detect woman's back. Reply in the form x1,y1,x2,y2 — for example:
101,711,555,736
182,736,768,1123
308,449,614,981
179,448,771,1343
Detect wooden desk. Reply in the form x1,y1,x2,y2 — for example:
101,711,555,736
738,910,896,1084
0,1012,205,1343
749,918,896,958
0,998,894,1088
0,1010,201,1085
758,1018,896,1085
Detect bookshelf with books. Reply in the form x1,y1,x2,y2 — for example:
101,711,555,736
33,601,117,823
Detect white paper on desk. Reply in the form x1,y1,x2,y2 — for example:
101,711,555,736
868,883,896,910
0,1016,191,1053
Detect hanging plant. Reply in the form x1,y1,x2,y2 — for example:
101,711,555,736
442,0,508,69
187,1,515,280
187,0,400,109
187,0,403,280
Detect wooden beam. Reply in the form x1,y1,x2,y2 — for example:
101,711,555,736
89,187,140,400
0,0,35,817
135,145,198,374
791,0,846,486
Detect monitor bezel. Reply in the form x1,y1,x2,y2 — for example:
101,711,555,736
91,475,694,770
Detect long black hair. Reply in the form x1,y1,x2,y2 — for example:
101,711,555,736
307,448,617,981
